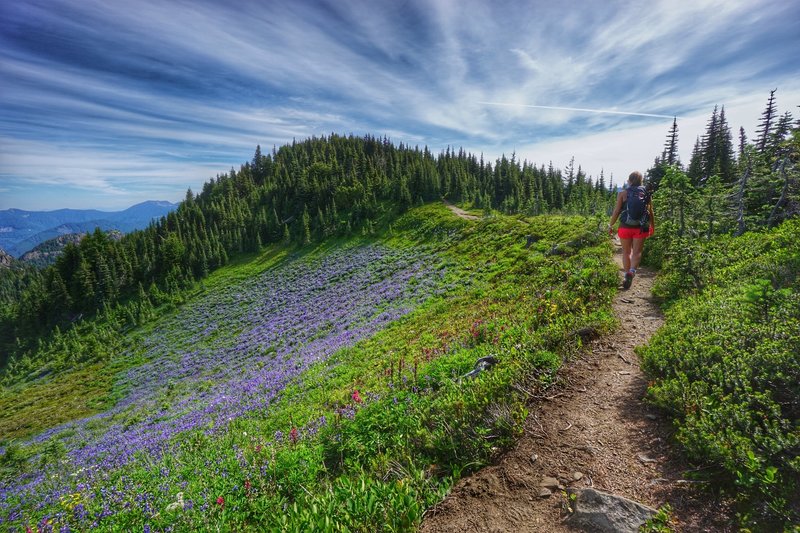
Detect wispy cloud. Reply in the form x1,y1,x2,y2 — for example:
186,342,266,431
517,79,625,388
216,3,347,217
1,0,798,210
477,102,678,119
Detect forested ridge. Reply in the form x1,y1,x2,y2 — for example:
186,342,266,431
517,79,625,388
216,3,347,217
0,134,613,373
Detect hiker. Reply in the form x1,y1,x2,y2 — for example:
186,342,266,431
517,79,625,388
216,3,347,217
608,171,654,289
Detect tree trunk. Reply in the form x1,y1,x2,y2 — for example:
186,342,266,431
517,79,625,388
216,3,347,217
734,160,751,236
707,194,714,239
767,158,790,227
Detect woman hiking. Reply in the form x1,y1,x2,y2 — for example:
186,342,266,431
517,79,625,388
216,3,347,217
608,171,654,289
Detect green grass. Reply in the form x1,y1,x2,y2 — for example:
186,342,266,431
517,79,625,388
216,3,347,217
0,363,113,441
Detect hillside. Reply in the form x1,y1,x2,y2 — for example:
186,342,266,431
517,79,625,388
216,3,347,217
2,204,797,531
0,249,15,269
0,135,613,370
17,233,87,268
17,231,123,269
0,204,619,531
0,201,177,257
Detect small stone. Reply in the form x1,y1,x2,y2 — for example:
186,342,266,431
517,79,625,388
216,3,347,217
645,414,658,420
572,471,584,481
539,476,560,490
618,371,631,375
539,487,553,498
637,454,657,464
530,453,538,463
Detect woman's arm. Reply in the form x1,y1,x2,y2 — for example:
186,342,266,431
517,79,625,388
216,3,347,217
608,190,626,234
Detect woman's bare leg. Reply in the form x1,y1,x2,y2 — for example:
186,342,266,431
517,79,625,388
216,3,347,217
631,238,645,271
620,237,632,272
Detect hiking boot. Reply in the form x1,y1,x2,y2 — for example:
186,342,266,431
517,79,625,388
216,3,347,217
623,271,634,289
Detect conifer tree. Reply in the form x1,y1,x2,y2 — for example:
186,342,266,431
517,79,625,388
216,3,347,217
738,127,747,159
646,156,666,192
699,106,720,186
300,205,311,245
73,260,96,313
687,136,703,185
770,111,794,157
564,157,575,205
483,192,492,217
46,270,71,317
756,89,777,153
662,117,680,165
95,255,116,305
251,145,264,181
715,106,736,184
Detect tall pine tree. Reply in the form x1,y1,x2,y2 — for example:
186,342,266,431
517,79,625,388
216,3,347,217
755,89,777,153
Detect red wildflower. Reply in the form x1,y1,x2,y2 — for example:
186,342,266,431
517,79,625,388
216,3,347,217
351,390,363,403
470,320,484,341
216,496,225,508
254,444,262,453
245,479,252,492
289,427,299,444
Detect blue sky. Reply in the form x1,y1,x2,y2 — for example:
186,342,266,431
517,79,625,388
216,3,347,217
1,0,799,210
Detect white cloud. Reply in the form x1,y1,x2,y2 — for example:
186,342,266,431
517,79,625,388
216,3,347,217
0,137,230,192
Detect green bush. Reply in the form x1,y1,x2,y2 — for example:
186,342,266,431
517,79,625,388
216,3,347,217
641,219,800,528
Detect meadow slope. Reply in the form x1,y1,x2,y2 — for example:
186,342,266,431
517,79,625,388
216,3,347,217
1,204,618,531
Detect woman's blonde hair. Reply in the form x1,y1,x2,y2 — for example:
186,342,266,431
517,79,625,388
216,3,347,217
628,171,643,186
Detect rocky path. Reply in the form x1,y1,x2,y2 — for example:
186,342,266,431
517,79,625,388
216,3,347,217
420,244,734,532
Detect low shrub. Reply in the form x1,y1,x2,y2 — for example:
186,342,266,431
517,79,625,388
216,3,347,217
641,219,800,528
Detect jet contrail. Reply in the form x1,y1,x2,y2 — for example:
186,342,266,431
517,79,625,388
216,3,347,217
478,101,677,119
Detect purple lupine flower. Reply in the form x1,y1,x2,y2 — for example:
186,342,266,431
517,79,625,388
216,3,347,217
3,243,450,528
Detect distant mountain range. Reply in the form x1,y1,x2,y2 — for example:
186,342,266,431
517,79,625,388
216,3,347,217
0,201,178,258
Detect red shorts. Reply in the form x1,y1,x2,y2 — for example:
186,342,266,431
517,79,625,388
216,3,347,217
617,225,654,239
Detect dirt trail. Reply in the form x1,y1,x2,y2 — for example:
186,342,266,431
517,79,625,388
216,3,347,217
443,200,480,220
420,243,733,532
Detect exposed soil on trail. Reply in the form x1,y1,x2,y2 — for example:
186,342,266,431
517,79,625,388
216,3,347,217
420,244,735,532
443,200,480,220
